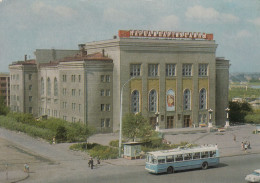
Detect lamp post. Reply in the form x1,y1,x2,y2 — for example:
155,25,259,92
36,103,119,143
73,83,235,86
155,111,160,131
119,76,136,158
225,107,230,128
208,109,213,127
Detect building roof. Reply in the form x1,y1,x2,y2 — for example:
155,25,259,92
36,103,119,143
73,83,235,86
59,52,113,62
10,60,36,66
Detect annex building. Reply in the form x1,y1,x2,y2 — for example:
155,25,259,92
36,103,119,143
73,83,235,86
9,30,229,133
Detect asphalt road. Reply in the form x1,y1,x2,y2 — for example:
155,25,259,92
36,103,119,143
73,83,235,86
0,127,260,183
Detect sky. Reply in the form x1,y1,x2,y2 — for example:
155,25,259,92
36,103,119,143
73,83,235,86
0,0,260,73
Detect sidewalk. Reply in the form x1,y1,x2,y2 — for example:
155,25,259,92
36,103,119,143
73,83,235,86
100,124,260,166
0,170,29,183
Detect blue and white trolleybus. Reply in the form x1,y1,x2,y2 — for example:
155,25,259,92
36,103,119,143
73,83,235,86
145,144,219,174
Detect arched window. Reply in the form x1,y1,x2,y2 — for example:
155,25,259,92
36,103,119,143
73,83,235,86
199,88,207,110
47,77,51,96
54,78,58,96
131,90,139,113
183,89,191,110
41,77,44,95
149,89,157,112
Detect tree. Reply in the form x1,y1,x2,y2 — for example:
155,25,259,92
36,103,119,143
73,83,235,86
0,96,9,116
229,101,252,123
122,113,156,142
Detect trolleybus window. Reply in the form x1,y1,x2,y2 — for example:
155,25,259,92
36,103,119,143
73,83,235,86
175,154,183,161
184,153,192,160
158,157,165,164
193,152,200,159
166,155,174,163
209,151,216,157
201,151,209,158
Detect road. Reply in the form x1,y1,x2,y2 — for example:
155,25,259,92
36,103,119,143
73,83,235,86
0,127,259,183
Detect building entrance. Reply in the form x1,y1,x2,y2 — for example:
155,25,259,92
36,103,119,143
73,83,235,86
183,115,191,127
149,117,156,129
166,116,174,129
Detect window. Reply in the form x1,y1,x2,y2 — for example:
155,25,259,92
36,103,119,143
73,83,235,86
199,88,207,110
101,89,105,96
106,118,110,127
101,75,105,82
47,78,51,96
29,107,33,114
101,104,105,111
71,75,76,82
41,78,44,95
72,89,76,96
182,64,192,76
79,104,81,112
166,64,176,76
54,78,58,96
130,64,141,76
63,102,67,109
62,88,67,95
149,90,157,112
106,75,110,82
101,119,105,127
184,153,192,160
193,152,200,159
72,103,76,110
175,154,183,162
78,75,81,82
201,151,209,158
17,96,19,101
28,74,32,80
148,64,159,77
209,151,216,157
29,85,32,91
54,99,58,104
63,116,67,121
183,89,191,110
16,74,19,80
166,155,174,163
106,104,111,111
131,90,139,113
106,89,110,96
79,89,81,96
62,75,67,82
29,96,32,102
199,64,208,76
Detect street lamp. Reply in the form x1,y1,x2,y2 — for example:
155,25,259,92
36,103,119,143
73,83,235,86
208,109,213,127
119,76,136,157
225,107,230,128
155,111,160,131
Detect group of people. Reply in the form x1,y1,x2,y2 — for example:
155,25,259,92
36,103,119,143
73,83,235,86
88,157,100,169
241,141,251,151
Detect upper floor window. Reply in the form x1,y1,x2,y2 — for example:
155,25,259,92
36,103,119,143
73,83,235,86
166,64,176,77
29,85,32,91
101,75,105,82
101,89,105,96
106,75,110,82
131,90,139,113
199,88,207,110
41,78,44,95
47,77,51,96
62,88,67,95
183,89,191,110
149,89,157,112
130,64,141,76
78,75,81,82
71,75,76,82
148,64,159,77
182,64,192,76
62,75,67,82
199,64,208,76
28,74,32,80
54,78,58,96
106,104,111,111
101,75,111,82
106,89,110,96
72,89,76,96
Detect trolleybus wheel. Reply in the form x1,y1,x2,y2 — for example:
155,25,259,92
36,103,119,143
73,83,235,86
202,162,208,170
167,166,174,174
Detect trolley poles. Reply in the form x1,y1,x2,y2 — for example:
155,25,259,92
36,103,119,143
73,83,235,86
119,76,136,157
225,107,230,128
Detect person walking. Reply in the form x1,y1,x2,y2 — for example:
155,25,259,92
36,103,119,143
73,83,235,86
89,157,94,169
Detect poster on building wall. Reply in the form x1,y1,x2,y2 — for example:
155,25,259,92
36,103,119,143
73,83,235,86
166,90,175,111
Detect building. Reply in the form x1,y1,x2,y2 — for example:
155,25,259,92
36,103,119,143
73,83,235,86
0,73,10,106
9,30,230,133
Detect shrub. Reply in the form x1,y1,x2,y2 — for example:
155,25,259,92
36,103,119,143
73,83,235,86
55,125,67,143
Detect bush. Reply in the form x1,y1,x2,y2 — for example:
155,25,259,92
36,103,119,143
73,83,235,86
56,125,67,143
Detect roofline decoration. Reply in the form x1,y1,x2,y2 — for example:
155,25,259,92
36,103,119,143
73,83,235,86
118,30,214,41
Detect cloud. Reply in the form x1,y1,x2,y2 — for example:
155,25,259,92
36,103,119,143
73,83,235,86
153,15,180,30
248,17,260,26
31,2,77,19
185,5,239,23
236,30,252,38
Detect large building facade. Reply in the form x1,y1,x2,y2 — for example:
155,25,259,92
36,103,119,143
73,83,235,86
9,30,229,133
0,73,10,106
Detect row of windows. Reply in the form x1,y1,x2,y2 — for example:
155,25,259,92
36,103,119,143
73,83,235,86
131,88,207,113
10,95,19,101
130,64,208,77
100,89,110,96
41,77,58,96
62,74,82,82
11,74,33,81
62,102,82,112
157,151,217,164
101,104,111,111
101,75,111,83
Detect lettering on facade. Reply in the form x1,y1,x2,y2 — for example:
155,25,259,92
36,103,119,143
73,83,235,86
118,30,213,40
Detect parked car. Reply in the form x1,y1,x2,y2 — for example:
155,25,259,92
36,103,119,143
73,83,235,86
245,169,260,183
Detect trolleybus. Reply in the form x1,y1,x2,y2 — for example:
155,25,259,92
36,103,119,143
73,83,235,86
145,144,219,174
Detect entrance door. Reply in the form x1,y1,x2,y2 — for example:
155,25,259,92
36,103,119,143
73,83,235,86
167,116,174,129
183,115,191,127
149,117,156,129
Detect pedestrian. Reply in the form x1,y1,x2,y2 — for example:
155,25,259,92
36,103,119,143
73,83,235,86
248,141,251,149
241,142,244,151
97,157,100,165
244,143,248,152
24,163,29,173
89,157,94,169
